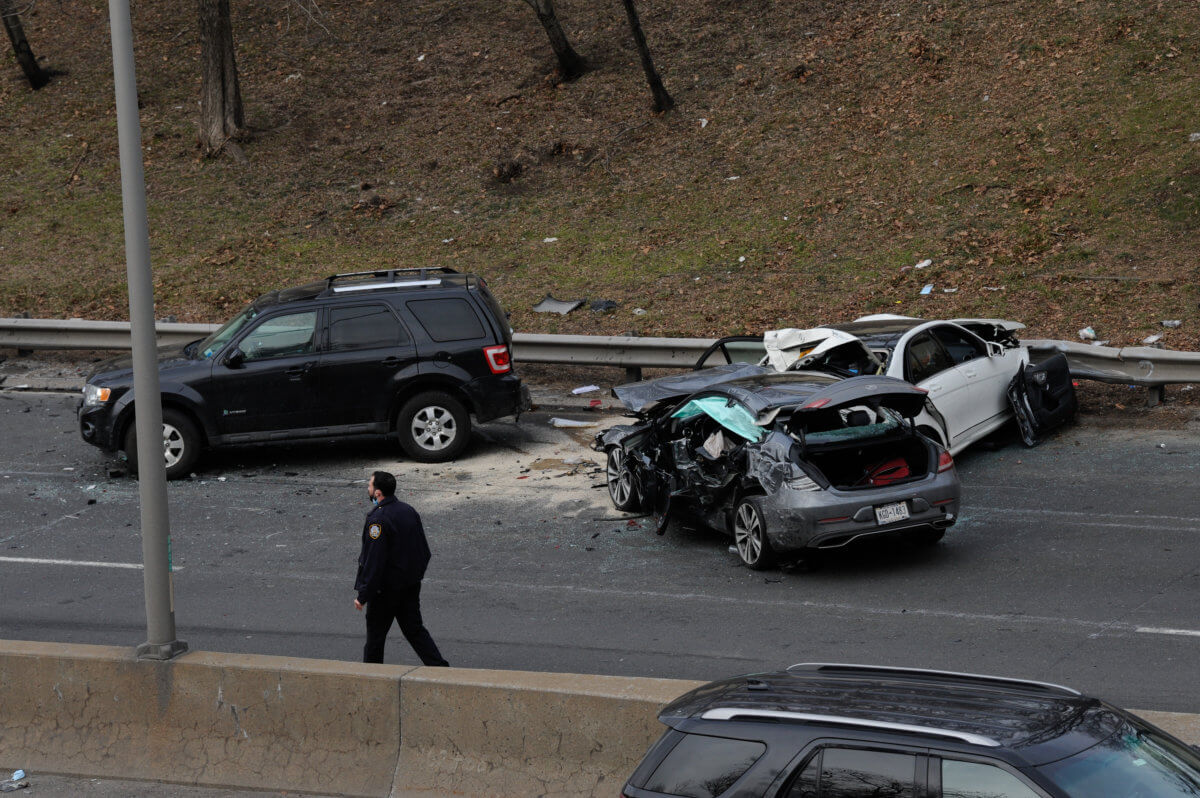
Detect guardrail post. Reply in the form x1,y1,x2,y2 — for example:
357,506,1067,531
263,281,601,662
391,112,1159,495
1147,386,1165,408
624,330,642,382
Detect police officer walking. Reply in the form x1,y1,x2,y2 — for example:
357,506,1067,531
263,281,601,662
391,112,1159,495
354,470,449,666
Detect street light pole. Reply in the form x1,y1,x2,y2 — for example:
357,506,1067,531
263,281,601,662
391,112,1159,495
107,0,187,661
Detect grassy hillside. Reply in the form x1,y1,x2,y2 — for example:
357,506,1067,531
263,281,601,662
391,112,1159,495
1,0,1197,349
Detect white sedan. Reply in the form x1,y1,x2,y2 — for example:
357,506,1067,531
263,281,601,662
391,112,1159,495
695,315,1076,455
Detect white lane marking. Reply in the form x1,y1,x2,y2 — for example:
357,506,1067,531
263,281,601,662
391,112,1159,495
0,556,182,571
961,504,1200,527
1136,627,1200,638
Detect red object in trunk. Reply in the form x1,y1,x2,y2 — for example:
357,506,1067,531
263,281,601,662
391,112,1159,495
862,457,911,486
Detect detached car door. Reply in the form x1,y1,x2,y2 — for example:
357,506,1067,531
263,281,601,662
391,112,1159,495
319,302,417,429
207,309,322,436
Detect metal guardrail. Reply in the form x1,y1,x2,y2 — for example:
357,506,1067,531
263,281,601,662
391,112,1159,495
2,317,1199,387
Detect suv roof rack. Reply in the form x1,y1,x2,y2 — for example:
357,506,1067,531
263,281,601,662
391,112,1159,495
786,663,1081,697
322,268,466,295
698,708,1001,748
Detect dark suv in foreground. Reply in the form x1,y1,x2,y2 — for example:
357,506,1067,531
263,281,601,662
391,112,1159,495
624,663,1200,798
79,268,529,477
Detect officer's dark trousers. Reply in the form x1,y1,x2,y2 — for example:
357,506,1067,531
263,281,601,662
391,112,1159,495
363,583,448,666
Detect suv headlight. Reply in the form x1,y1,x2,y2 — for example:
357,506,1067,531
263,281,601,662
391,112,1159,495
82,384,112,407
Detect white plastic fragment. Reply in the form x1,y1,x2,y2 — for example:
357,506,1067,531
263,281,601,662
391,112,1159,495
984,286,1005,291
738,255,746,262
550,417,600,428
571,385,600,395
417,54,426,61
1078,326,1096,340
914,259,932,269
699,118,709,128
1143,334,1163,345
284,73,301,82
1161,320,1182,328
942,287,958,293
726,175,740,181
632,308,647,315
1190,132,1200,143
542,237,558,243
920,284,933,295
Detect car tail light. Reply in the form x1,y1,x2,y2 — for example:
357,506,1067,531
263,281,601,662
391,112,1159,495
483,344,511,374
802,397,831,409
937,450,954,472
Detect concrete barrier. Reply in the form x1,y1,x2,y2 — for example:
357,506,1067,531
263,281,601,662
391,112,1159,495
392,667,704,797
2,639,1198,797
0,640,411,796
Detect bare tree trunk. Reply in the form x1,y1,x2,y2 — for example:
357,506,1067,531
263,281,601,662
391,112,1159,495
522,0,587,82
1,0,50,89
621,0,673,113
198,0,245,156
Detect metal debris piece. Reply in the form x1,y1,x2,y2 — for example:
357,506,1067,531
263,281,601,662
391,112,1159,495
532,294,585,315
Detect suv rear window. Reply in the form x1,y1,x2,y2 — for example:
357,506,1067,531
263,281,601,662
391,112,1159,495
406,298,485,342
328,304,408,350
643,734,764,798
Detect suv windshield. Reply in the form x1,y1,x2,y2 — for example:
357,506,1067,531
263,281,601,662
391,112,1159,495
1035,722,1200,796
198,306,260,359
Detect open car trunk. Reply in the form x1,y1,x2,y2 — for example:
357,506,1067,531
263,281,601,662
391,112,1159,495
784,375,935,490
802,435,932,490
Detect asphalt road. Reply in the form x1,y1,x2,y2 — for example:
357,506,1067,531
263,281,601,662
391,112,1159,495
2,388,1198,714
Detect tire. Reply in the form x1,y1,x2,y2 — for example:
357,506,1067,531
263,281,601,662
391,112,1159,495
123,408,202,480
733,496,776,570
605,447,643,512
396,391,472,462
910,526,946,547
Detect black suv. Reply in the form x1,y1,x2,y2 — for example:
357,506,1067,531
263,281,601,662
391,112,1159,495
624,663,1200,798
79,268,529,477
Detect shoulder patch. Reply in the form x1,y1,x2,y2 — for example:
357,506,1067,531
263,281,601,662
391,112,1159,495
368,523,382,540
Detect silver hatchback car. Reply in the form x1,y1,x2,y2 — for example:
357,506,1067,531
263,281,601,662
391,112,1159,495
594,364,961,569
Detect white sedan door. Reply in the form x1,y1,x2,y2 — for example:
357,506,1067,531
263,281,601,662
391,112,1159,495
896,330,973,447
929,324,1016,444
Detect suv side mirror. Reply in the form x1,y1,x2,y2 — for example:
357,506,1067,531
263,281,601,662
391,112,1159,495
224,348,246,368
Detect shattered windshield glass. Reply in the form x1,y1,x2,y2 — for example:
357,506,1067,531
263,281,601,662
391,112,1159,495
197,306,259,359
789,406,904,444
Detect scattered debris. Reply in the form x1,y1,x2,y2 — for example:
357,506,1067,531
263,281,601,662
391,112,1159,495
589,299,618,312
0,769,28,792
550,417,600,428
914,258,932,269
1090,340,1110,347
942,287,958,293
542,237,558,243
699,118,709,128
726,175,740,181
572,385,600,395
632,307,647,316
532,294,585,315
1161,320,1182,328
1190,132,1200,143
984,286,1005,291
1078,326,1096,340
919,284,933,295
1143,334,1163,345
589,399,603,409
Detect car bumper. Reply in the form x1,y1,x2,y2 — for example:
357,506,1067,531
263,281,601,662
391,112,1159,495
78,401,119,451
760,471,961,553
464,374,530,423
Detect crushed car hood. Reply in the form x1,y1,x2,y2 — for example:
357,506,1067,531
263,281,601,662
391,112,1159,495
613,363,775,412
763,327,884,373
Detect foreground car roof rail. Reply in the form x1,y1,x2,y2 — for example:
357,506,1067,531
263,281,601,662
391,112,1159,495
698,708,1002,747
786,663,1081,697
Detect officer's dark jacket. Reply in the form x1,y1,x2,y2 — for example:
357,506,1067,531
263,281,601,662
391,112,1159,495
355,496,431,603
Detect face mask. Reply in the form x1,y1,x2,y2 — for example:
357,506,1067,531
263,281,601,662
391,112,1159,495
371,497,379,507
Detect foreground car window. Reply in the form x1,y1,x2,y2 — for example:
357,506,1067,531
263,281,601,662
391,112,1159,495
328,304,407,350
643,734,764,798
406,298,485,342
785,747,918,797
240,311,317,361
942,760,1041,797
1035,724,1200,796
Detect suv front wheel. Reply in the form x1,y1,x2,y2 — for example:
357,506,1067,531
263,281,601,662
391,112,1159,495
397,391,472,462
124,408,202,480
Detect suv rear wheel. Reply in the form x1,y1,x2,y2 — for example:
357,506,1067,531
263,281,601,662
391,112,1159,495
124,408,202,480
397,390,471,462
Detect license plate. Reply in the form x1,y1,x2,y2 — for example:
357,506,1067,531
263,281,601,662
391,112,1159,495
874,501,910,525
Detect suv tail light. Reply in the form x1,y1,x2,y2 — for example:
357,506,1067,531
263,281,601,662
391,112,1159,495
483,344,511,374
937,450,954,472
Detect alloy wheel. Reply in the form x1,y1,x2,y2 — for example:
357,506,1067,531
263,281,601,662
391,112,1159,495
410,405,458,451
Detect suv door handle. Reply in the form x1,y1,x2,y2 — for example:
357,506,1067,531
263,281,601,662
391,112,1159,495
286,362,314,379
381,356,402,367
